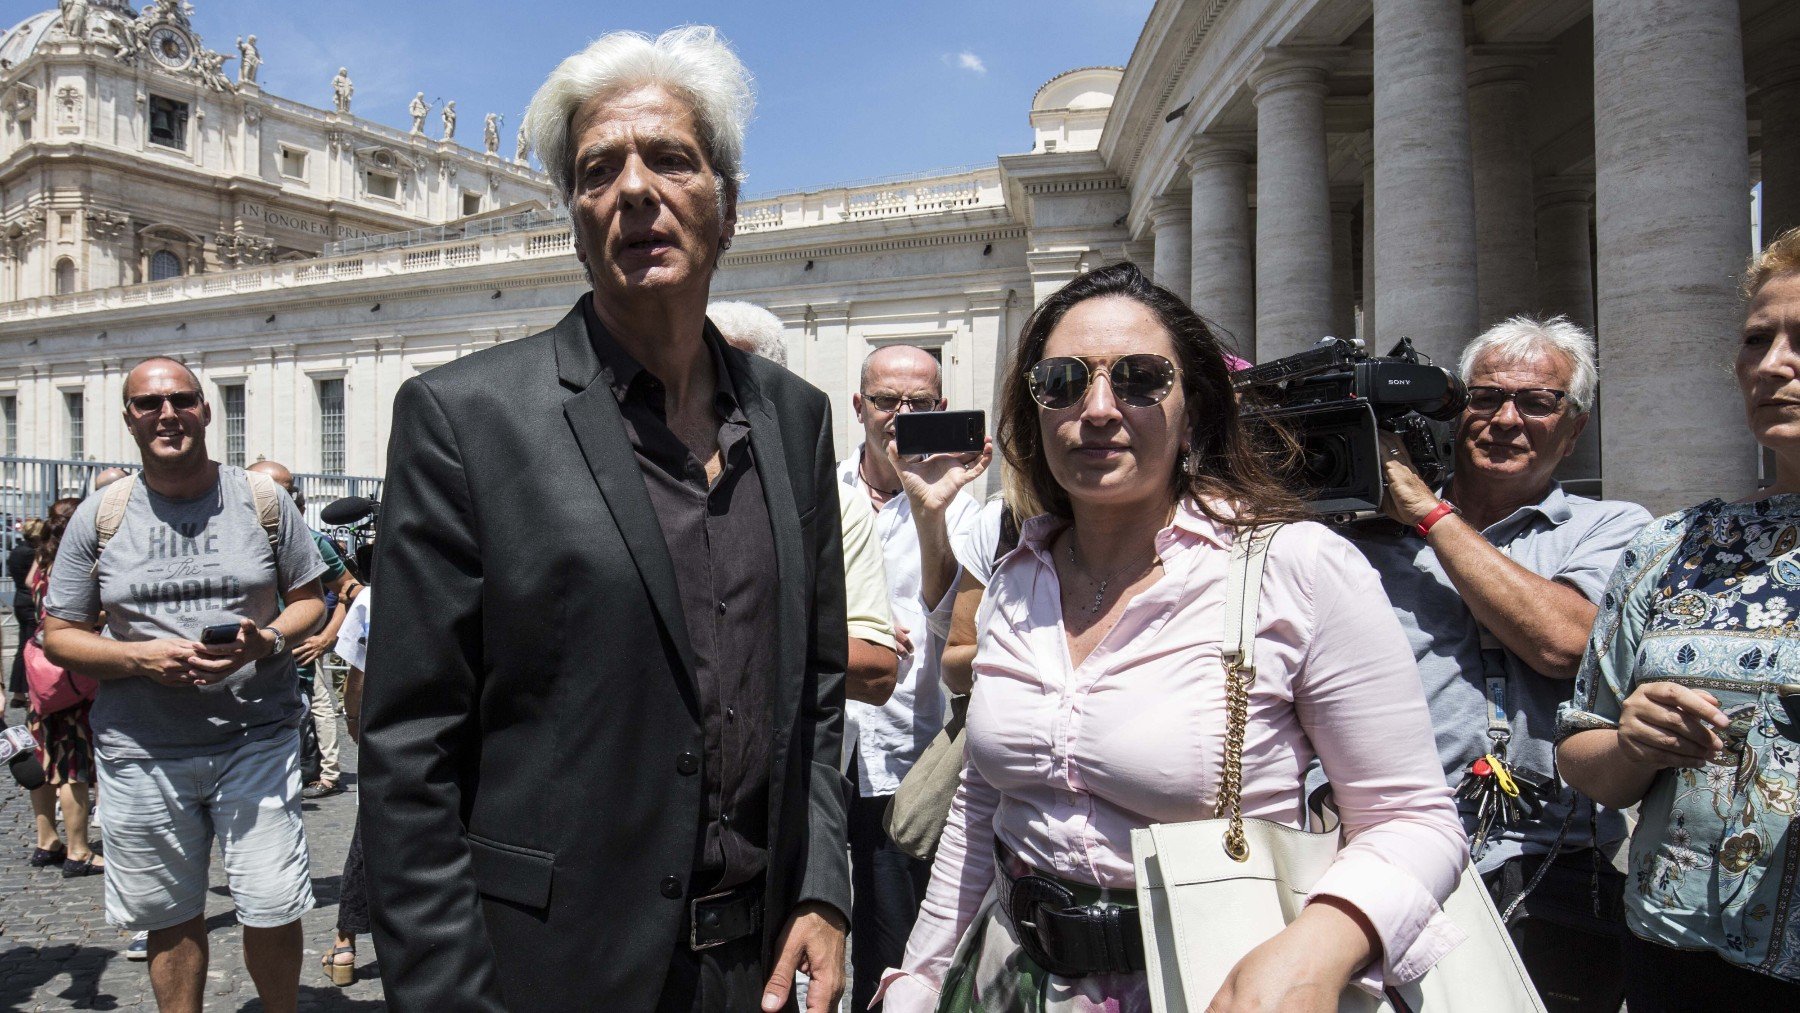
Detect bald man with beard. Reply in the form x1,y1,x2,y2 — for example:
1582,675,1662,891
40,357,328,1013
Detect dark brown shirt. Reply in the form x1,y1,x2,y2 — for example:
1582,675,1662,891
583,296,779,892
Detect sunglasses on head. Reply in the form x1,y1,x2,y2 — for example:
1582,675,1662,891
1027,353,1180,410
126,391,204,415
1465,386,1567,418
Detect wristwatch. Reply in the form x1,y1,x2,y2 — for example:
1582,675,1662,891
262,627,288,657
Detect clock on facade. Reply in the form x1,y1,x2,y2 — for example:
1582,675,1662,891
148,26,194,70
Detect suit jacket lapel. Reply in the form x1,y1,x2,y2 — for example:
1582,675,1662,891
725,344,806,739
555,306,699,683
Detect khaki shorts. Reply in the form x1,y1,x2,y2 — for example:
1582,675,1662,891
98,729,314,931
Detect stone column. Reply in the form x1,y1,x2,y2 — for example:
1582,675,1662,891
1252,53,1336,361
1330,186,1359,340
1468,48,1546,327
1594,0,1756,513
1372,0,1479,363
1148,195,1193,305
1758,57,1800,245
1535,177,1596,333
1354,133,1376,341
1184,133,1256,354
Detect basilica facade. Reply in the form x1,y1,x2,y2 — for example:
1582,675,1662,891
1,0,1795,515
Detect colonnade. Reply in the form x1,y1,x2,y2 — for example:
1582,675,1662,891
1142,0,1773,511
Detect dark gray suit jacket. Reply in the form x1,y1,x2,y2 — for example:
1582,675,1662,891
359,301,851,1011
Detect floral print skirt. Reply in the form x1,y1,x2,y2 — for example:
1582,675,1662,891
28,700,95,785
937,885,1151,1013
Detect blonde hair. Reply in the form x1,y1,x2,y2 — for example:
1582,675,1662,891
1746,227,1800,300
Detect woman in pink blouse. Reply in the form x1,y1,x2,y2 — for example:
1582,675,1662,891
876,263,1467,1012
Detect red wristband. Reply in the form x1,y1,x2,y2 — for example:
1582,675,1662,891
1415,500,1457,538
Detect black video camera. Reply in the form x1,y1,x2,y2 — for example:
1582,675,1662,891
1235,337,1466,523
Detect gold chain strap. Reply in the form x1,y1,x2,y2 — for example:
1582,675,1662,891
1216,654,1252,862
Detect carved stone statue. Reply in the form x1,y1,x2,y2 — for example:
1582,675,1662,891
332,67,353,115
483,113,500,155
408,92,428,134
197,49,232,92
237,35,260,84
108,13,146,63
441,100,456,141
58,0,89,41
515,123,529,164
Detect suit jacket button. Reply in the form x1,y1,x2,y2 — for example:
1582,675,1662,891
677,752,700,776
661,876,683,899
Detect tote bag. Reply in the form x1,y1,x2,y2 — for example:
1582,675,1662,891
1130,525,1544,1013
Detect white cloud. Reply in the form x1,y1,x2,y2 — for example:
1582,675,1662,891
947,50,986,75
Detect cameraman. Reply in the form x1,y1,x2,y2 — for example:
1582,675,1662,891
1348,316,1649,1012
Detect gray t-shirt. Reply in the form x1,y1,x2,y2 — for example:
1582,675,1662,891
44,465,327,760
1349,482,1651,871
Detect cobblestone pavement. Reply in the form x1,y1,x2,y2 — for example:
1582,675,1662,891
1,684,386,1011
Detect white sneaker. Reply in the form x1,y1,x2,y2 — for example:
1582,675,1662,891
126,931,148,961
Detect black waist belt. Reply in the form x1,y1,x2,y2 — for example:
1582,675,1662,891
993,839,1145,977
689,885,762,952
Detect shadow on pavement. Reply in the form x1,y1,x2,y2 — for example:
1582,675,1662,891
0,942,123,1010
239,982,386,1010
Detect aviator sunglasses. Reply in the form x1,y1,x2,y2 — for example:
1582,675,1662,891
1464,386,1568,418
126,391,204,415
1027,353,1180,410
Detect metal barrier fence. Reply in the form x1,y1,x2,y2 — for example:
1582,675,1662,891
0,456,382,552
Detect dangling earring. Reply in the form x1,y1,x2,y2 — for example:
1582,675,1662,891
1178,445,1195,477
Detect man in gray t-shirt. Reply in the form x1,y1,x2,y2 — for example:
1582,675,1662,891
1348,318,1648,1013
41,357,326,1013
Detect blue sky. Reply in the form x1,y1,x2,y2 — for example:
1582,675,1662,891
155,0,1156,196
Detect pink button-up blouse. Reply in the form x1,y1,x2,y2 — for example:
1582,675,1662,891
879,502,1468,1011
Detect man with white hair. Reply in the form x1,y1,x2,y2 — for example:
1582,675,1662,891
1351,315,1650,1012
360,27,850,1012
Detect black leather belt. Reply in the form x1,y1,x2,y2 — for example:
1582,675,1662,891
689,886,762,951
993,840,1145,977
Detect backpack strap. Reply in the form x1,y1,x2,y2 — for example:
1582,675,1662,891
91,473,139,578
242,469,286,589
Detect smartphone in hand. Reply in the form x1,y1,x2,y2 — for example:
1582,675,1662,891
893,410,985,457
199,622,241,646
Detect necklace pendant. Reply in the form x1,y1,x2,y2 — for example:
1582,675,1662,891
1088,580,1107,614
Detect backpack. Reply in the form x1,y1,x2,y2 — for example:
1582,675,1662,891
91,469,286,582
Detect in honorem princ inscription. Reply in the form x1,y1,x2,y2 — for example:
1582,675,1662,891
237,201,374,241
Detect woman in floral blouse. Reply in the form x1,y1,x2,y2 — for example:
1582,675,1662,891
1558,227,1800,1011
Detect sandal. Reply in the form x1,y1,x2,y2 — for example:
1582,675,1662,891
28,844,66,867
321,944,356,986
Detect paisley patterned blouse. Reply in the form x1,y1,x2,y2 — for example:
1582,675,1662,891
1558,496,1800,982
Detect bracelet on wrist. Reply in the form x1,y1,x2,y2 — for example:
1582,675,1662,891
1415,500,1458,538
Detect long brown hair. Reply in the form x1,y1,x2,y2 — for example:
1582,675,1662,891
997,262,1309,528
36,497,84,578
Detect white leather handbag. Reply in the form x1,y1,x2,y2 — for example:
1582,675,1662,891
1130,525,1546,1013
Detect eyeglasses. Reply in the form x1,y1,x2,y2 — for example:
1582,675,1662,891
860,393,939,414
1027,354,1180,410
126,391,204,416
1465,386,1569,418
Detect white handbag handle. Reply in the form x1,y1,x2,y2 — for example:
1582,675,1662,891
1215,523,1282,862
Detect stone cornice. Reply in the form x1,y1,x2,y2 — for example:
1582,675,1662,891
721,225,1027,267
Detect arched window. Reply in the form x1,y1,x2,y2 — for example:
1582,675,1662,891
150,250,182,281
53,258,76,296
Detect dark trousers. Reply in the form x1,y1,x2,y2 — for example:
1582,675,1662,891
336,811,370,935
9,604,35,698
849,783,931,1011
1482,849,1626,1013
1622,931,1800,1011
298,670,322,785
655,915,791,1012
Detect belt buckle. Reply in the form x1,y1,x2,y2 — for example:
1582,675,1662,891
689,889,742,952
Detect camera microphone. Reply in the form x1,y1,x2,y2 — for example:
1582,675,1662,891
321,496,379,526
